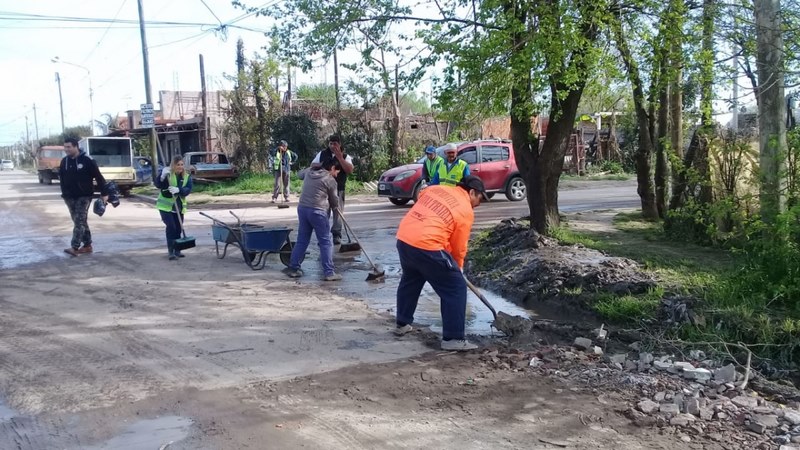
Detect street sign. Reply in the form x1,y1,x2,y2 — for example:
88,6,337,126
141,103,154,128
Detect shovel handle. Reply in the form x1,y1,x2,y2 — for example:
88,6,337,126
464,277,498,321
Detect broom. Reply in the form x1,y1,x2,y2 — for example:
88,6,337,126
173,194,196,250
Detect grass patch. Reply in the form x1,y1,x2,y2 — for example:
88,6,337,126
191,172,370,196
593,287,663,323
561,173,633,182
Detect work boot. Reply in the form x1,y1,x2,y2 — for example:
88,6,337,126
440,339,478,351
174,248,185,258
323,273,342,281
64,247,79,257
167,240,177,261
282,267,303,278
76,244,93,254
394,324,413,336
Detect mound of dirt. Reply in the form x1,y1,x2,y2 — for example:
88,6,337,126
467,218,657,319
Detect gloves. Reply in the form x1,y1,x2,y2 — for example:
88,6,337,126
161,167,171,180
168,186,180,195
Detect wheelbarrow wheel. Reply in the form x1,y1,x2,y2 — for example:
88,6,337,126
279,241,294,267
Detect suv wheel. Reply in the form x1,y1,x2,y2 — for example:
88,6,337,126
389,197,410,206
505,177,526,201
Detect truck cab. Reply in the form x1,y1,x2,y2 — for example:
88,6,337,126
36,146,64,184
79,137,152,194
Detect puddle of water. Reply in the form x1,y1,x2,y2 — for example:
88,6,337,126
0,400,17,422
86,416,192,450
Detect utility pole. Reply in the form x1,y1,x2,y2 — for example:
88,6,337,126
55,72,65,135
287,63,292,114
333,49,340,112
25,115,30,161
137,0,159,166
199,54,210,152
33,103,40,141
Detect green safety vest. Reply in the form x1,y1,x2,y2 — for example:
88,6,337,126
424,156,444,179
273,149,296,171
437,159,468,186
156,173,190,213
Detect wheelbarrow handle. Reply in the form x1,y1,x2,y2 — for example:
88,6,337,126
229,210,242,226
199,211,228,227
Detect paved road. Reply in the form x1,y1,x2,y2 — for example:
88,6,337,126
0,168,639,334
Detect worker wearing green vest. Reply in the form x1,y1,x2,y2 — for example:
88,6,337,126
430,144,470,186
271,140,298,203
155,155,193,260
421,145,444,183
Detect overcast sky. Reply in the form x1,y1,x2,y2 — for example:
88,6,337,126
0,0,354,145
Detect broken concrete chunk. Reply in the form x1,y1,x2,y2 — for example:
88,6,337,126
592,346,604,355
685,398,701,416
783,410,800,426
609,353,627,365
654,391,666,402
699,407,714,420
660,403,680,415
629,342,641,351
529,357,542,368
672,361,695,372
574,337,593,351
748,421,767,434
754,414,780,428
595,325,608,340
639,352,654,365
683,368,712,382
653,360,671,371
732,395,760,409
638,400,660,414
670,413,696,427
714,364,737,384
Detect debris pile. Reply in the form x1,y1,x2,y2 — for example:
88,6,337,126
475,337,800,449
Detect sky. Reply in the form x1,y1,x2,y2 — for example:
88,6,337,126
0,0,353,145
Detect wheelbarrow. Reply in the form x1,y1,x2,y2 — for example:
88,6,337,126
200,211,295,271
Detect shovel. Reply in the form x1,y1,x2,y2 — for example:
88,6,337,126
464,276,497,321
336,208,385,281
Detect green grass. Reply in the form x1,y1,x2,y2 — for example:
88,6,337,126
561,173,633,182
191,172,370,197
593,287,664,323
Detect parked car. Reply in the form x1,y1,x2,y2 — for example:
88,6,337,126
1,159,14,170
377,140,527,205
184,152,239,182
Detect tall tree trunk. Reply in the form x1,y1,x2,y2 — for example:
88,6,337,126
655,85,670,218
695,0,716,205
754,0,788,222
612,15,658,219
668,0,684,209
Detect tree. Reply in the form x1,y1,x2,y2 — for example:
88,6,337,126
754,0,788,222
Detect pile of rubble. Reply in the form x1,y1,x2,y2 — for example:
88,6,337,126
477,334,800,449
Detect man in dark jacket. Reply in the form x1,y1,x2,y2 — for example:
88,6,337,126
59,137,108,256
311,135,354,245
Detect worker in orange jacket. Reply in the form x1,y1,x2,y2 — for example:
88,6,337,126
394,175,488,351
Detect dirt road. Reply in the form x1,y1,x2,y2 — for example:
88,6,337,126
0,170,692,449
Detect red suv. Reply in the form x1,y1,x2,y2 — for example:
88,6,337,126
377,139,527,205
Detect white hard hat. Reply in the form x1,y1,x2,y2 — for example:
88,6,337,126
444,143,458,153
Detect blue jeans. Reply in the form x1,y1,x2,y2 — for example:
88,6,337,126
159,210,184,241
395,239,467,340
289,205,335,276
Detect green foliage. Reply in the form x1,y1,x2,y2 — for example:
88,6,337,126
337,119,390,182
270,114,320,167
594,288,663,323
38,126,92,147
788,128,800,207
296,84,338,109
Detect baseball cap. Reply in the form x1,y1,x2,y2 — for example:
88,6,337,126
424,145,436,154
458,175,489,201
443,143,458,153
279,140,288,146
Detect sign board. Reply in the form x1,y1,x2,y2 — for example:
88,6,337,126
141,103,154,128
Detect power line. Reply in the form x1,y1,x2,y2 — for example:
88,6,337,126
81,0,129,66
200,0,223,26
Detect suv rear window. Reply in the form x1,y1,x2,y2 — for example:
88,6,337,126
41,150,63,158
481,145,509,162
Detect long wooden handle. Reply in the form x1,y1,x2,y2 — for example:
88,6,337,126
464,277,498,321
337,208,379,270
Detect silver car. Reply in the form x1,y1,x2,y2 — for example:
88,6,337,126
0,160,14,170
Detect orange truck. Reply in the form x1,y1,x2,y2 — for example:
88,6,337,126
35,146,64,184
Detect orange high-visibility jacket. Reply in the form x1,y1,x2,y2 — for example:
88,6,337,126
396,185,475,269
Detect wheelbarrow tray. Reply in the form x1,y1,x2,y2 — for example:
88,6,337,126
212,223,263,244
241,227,292,252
